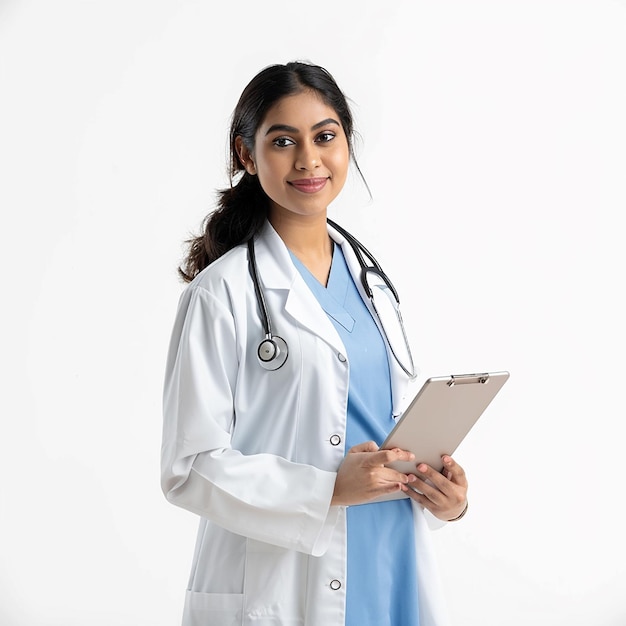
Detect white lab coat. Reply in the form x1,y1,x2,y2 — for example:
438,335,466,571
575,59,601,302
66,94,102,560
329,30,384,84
161,220,450,626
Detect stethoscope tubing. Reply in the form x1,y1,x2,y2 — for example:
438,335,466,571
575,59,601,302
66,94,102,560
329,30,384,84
326,219,400,303
248,220,416,378
247,236,273,338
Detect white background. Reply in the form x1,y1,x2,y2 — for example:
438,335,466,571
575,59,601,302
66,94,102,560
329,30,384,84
1,1,625,624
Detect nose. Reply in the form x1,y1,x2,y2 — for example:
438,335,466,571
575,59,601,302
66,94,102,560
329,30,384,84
295,142,320,171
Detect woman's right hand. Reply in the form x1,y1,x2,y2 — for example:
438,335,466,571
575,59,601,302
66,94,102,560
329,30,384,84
331,441,418,506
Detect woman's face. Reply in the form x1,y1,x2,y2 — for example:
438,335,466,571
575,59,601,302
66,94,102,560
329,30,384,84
241,90,350,222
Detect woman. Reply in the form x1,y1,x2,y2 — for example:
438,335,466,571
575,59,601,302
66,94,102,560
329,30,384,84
161,61,468,626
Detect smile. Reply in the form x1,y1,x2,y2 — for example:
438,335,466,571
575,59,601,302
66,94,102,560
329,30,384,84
288,177,329,193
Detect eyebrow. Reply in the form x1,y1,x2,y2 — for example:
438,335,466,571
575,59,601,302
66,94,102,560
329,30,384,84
264,118,340,136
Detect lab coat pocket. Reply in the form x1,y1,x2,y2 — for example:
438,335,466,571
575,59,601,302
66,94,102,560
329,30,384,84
243,539,307,619
182,590,243,626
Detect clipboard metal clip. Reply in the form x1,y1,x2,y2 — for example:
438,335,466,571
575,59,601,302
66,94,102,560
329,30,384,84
447,373,490,387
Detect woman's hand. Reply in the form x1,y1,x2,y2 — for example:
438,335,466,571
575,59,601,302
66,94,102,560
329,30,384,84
405,455,468,521
331,441,419,506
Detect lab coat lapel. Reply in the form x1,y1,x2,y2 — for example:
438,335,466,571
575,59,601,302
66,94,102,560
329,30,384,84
254,222,346,356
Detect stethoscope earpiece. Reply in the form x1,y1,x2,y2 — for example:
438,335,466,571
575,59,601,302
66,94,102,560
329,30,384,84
257,336,289,370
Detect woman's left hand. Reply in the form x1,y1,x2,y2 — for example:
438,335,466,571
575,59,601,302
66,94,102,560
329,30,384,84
405,455,468,521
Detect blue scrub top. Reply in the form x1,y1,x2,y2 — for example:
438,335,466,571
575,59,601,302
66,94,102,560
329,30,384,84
289,244,420,626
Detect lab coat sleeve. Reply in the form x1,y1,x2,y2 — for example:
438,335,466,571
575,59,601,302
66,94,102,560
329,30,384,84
161,285,341,557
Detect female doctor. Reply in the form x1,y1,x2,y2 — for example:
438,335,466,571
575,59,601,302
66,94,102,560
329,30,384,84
161,61,469,626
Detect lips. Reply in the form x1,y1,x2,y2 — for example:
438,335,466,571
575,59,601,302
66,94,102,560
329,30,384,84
288,177,328,193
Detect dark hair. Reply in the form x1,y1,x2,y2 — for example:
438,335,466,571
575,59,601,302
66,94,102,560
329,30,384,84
178,61,363,282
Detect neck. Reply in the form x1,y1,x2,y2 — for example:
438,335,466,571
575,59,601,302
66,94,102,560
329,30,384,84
269,211,333,285
269,210,330,254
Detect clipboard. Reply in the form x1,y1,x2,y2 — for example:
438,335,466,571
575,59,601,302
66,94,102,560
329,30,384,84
375,371,509,501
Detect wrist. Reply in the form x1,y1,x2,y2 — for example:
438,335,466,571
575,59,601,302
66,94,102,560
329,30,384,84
447,500,469,522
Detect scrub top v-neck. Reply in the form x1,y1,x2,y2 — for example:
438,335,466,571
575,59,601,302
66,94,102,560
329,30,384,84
289,244,420,626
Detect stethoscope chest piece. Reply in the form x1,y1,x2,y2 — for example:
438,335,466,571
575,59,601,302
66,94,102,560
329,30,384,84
248,238,290,371
257,336,288,370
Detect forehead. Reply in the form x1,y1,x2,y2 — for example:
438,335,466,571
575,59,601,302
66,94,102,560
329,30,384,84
258,90,340,131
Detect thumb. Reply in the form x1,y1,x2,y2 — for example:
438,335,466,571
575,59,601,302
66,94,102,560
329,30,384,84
347,441,379,454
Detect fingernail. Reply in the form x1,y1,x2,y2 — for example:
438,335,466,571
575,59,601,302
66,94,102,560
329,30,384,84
418,463,427,472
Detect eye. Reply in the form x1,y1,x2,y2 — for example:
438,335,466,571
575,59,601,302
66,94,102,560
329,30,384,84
272,136,295,148
315,132,336,143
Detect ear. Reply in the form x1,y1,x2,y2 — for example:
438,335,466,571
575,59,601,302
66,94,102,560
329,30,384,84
235,136,256,175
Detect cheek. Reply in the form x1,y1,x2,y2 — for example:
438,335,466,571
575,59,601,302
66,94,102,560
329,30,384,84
255,155,283,187
332,148,350,181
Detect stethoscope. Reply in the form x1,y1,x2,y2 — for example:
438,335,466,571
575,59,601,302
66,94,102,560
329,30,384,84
247,219,416,379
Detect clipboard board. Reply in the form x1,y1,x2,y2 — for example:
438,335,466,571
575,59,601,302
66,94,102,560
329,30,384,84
375,371,509,502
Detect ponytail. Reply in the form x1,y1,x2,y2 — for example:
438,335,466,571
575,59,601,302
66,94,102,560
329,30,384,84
178,173,269,282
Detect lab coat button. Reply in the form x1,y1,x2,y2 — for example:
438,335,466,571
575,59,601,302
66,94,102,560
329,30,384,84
337,353,347,363
330,579,342,590
330,434,341,446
